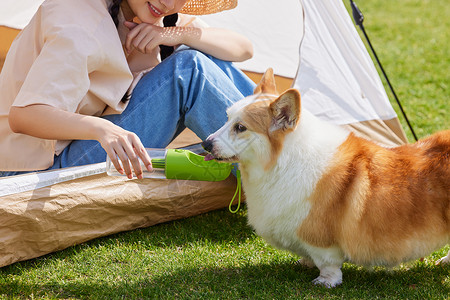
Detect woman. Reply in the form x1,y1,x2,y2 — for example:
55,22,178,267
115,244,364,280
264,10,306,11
0,0,255,179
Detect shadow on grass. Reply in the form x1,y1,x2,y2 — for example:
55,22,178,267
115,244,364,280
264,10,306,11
1,259,449,299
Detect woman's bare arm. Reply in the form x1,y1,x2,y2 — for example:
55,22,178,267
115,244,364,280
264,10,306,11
9,104,152,178
124,21,253,62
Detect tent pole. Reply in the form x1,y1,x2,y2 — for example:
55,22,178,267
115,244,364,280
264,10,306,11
349,0,418,141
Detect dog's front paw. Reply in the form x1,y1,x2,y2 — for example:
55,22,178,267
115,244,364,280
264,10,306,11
436,250,450,265
312,266,343,288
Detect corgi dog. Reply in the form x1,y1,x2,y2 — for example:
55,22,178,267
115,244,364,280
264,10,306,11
202,68,450,287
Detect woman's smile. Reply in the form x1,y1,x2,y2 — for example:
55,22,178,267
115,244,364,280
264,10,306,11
124,0,186,24
147,2,164,18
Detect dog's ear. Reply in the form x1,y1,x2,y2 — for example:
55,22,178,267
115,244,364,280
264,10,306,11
269,89,301,131
254,68,277,95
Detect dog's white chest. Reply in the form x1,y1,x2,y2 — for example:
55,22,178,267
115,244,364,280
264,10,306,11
240,115,349,255
243,173,314,254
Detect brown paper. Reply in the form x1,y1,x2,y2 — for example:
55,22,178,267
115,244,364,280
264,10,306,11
0,172,237,267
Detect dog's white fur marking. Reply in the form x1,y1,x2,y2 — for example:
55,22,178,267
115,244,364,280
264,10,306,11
204,69,450,287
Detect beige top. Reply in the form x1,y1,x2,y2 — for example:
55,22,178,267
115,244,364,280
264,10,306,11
0,0,206,171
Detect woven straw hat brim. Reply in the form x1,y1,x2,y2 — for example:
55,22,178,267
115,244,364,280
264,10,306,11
179,0,237,15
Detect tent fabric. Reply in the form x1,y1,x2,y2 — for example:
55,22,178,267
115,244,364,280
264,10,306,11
294,0,408,146
295,0,397,124
342,118,407,147
200,0,303,78
203,0,407,146
0,0,43,29
0,0,409,267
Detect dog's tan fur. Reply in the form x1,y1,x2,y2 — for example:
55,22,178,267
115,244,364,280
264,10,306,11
299,131,450,265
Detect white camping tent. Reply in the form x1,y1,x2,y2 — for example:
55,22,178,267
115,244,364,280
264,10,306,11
201,0,408,146
0,0,408,267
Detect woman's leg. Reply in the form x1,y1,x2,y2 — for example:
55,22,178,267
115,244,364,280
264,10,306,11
51,49,255,169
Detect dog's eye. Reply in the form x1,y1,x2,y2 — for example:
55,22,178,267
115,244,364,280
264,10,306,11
234,123,247,133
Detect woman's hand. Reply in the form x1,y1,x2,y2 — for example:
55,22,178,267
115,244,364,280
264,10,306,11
124,21,184,54
95,121,152,179
9,104,152,179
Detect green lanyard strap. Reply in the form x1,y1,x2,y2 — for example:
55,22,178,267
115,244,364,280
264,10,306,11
229,167,242,213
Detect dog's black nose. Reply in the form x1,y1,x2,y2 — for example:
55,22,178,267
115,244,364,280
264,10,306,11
202,139,213,153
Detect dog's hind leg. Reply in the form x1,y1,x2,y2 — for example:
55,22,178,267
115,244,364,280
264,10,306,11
312,265,343,288
306,246,345,287
436,250,450,265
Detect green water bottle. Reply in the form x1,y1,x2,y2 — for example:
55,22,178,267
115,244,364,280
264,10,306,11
106,148,232,181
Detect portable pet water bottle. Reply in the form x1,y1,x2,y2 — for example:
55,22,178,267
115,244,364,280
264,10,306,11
106,148,233,181
106,147,242,213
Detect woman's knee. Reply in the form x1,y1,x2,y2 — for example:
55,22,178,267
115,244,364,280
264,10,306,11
171,49,209,64
169,49,228,72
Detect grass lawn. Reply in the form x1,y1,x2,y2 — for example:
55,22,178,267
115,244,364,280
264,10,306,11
1,0,449,299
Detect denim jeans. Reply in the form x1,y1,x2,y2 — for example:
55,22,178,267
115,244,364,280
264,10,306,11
0,50,255,177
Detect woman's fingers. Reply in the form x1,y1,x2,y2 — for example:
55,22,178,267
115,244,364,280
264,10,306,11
119,133,154,179
132,137,152,172
105,147,124,175
125,23,174,54
137,34,159,54
120,133,149,179
126,23,152,54
115,144,134,179
124,20,138,30
124,21,140,53
98,119,151,179
104,135,149,179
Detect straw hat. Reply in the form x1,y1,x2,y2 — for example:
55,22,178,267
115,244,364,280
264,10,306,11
179,0,237,15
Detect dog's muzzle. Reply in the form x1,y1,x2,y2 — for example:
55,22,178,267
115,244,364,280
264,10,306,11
201,139,213,153
201,139,218,161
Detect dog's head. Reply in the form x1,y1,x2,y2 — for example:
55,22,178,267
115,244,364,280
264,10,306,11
202,68,301,170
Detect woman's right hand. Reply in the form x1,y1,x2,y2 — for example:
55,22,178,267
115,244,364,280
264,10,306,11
95,121,152,179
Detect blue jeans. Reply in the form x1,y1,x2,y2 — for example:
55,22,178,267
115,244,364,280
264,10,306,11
0,50,255,177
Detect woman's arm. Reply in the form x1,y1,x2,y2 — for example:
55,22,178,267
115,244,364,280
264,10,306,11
9,104,152,178
124,21,253,62
181,27,254,62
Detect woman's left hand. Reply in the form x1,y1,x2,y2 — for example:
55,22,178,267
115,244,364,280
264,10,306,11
124,21,183,54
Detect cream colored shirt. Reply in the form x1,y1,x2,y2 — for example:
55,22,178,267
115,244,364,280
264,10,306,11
0,0,206,171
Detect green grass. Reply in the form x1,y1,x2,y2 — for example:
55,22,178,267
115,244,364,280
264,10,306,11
0,210,448,299
1,0,449,299
344,0,449,140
